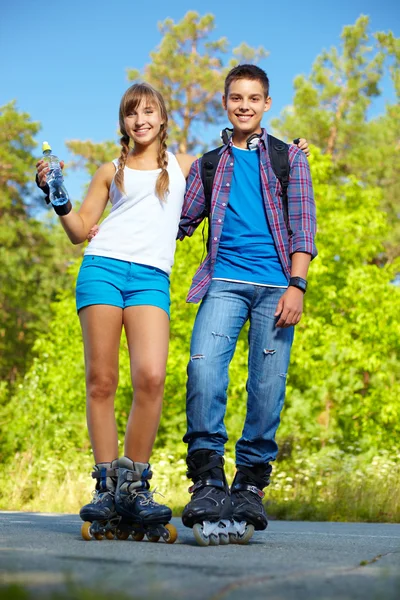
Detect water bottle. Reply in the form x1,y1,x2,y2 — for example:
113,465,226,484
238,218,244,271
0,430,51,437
42,141,69,206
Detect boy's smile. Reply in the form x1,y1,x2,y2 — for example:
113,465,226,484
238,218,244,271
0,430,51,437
222,78,271,146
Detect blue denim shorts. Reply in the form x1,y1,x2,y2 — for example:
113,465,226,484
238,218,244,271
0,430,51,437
76,255,170,317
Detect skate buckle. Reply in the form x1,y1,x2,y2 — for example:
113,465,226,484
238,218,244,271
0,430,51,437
125,471,141,483
188,480,202,494
248,485,265,498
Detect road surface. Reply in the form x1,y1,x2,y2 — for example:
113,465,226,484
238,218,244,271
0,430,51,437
0,512,399,599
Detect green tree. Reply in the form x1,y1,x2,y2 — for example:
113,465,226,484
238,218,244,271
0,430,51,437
127,11,268,153
66,139,119,178
279,149,400,452
0,101,78,384
67,11,268,174
3,12,398,520
271,16,385,159
348,31,400,256
2,152,399,513
271,16,400,253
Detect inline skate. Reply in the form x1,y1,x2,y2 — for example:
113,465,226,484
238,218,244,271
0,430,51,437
230,463,272,544
80,460,120,541
182,449,233,546
114,456,177,544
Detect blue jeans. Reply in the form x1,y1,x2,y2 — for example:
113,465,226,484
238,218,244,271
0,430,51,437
183,280,294,466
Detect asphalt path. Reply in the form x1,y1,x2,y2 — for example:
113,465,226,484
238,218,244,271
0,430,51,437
0,512,399,600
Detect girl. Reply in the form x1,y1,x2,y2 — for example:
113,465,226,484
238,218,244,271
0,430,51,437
36,83,194,543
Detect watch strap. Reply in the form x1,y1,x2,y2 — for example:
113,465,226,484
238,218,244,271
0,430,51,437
289,276,307,293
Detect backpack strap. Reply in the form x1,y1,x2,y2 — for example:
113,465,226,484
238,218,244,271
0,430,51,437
200,146,223,250
267,134,293,236
201,146,223,214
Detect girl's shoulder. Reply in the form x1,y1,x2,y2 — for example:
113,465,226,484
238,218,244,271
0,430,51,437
174,153,197,179
94,162,118,187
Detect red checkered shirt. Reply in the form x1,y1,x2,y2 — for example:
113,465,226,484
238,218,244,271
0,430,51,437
177,129,317,304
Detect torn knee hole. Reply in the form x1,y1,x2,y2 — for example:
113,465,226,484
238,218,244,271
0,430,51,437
263,348,276,356
212,331,231,341
190,354,205,361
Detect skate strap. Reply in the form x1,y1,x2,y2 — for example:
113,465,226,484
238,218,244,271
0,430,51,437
188,478,225,494
236,464,271,488
122,468,153,483
232,483,265,499
186,454,224,480
91,467,118,479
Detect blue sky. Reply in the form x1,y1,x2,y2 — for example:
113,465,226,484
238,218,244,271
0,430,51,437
1,0,399,200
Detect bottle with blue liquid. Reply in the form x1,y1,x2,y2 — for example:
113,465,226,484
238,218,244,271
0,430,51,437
42,141,69,207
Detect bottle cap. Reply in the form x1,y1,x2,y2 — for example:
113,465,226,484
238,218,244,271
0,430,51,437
42,141,51,152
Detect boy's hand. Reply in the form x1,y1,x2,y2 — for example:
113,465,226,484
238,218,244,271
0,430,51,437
293,138,310,157
274,287,304,327
35,159,65,188
87,225,99,242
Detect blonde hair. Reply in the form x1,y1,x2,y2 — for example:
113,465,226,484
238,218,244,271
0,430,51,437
115,83,169,202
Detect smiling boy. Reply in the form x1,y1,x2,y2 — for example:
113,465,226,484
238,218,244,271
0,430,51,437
178,64,317,545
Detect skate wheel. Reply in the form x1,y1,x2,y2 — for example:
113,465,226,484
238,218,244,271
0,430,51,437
116,530,129,540
192,523,210,547
81,521,93,541
105,531,115,540
146,534,160,543
94,532,104,541
164,523,178,544
132,531,145,542
237,524,255,545
209,533,220,546
229,532,238,544
219,533,230,545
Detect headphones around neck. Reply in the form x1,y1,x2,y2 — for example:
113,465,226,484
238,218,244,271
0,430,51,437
220,127,262,150
246,133,262,151
220,127,233,145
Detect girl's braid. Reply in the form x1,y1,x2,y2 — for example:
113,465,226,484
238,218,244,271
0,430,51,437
114,133,130,194
155,124,169,202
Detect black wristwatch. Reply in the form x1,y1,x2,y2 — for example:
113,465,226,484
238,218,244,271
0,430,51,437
289,277,307,293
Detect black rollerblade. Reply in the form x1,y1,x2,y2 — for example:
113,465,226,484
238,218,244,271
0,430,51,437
182,450,233,546
230,463,272,544
114,457,177,544
80,460,119,540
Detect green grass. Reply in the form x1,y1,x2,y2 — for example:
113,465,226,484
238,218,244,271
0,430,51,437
1,446,399,522
0,586,133,600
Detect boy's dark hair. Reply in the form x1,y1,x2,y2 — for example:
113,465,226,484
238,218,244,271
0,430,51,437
224,64,270,98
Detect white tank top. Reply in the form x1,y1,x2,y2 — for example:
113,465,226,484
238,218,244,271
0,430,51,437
84,152,186,275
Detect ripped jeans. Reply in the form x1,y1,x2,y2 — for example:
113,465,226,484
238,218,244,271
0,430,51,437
183,280,294,466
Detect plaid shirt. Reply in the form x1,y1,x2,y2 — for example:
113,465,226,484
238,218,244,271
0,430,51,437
178,128,317,304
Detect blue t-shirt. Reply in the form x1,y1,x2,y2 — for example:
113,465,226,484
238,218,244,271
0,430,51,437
213,146,287,286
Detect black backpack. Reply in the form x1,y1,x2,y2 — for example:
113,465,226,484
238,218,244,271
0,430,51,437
201,134,298,248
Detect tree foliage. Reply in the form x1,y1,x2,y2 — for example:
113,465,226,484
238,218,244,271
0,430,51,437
67,11,268,173
271,16,400,254
127,11,268,153
2,13,399,519
0,102,77,384
271,16,386,158
1,152,399,511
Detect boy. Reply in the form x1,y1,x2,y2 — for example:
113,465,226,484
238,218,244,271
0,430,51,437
177,64,317,545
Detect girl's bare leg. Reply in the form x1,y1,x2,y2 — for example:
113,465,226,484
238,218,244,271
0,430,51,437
79,305,123,463
123,306,169,462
